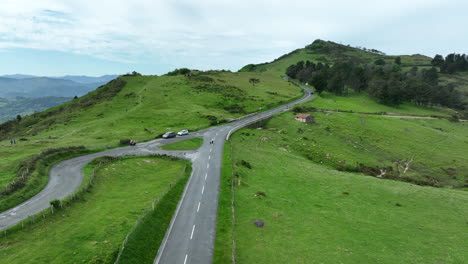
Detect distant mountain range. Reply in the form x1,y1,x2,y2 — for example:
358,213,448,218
0,74,118,98
0,74,118,122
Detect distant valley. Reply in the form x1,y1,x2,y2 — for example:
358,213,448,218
0,74,117,121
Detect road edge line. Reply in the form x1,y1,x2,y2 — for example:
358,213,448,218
153,164,197,264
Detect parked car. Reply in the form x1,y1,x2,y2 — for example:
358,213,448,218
162,131,176,138
177,129,189,136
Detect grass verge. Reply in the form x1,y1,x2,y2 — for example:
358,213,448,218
116,162,191,264
161,138,203,150
213,140,234,264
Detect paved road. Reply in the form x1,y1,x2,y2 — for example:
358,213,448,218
0,80,313,264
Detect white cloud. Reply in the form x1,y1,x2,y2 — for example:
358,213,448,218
0,0,466,73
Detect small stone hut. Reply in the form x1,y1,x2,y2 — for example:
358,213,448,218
295,113,315,123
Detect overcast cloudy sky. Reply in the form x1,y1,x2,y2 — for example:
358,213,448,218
0,0,466,76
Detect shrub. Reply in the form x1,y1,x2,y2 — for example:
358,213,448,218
119,139,131,145
292,105,317,113
209,119,228,126
240,160,252,169
50,199,61,209
189,75,214,82
166,68,191,76
224,104,245,114
203,115,218,121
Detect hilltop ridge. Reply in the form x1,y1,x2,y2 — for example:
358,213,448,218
240,39,432,74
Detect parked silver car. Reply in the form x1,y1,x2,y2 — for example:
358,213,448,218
177,129,189,136
162,131,177,138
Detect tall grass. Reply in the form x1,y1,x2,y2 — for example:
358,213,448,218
213,141,234,264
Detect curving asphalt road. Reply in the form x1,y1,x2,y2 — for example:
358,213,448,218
0,80,313,264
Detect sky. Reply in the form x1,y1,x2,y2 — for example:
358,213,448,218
0,0,466,76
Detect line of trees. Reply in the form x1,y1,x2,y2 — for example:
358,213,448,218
431,53,468,74
286,59,465,109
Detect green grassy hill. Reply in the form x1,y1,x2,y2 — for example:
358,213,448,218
0,71,301,209
240,39,467,115
240,39,433,75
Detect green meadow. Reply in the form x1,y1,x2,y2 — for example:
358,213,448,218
0,156,186,264
222,126,468,263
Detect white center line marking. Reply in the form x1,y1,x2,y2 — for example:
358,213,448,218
205,173,208,180
197,201,201,212
202,185,205,194
208,155,211,160
207,163,210,169
184,254,188,264
190,225,196,240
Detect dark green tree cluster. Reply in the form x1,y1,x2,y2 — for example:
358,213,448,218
432,53,468,74
123,71,142,76
286,60,464,109
249,78,260,86
166,68,191,76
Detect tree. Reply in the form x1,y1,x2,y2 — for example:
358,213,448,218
422,67,438,85
286,64,299,78
310,72,328,94
249,78,260,86
296,68,313,83
394,57,401,65
431,54,444,67
327,74,345,95
374,58,386,65
16,115,22,122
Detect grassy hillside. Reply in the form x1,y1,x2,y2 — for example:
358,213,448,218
257,110,467,187
0,71,301,208
224,126,468,264
240,39,466,116
0,156,186,264
311,92,454,117
240,40,432,75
